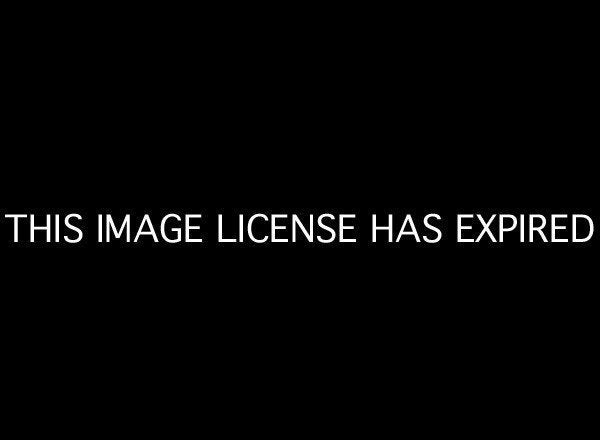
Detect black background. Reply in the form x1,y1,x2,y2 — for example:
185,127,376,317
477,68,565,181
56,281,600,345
1,6,597,434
